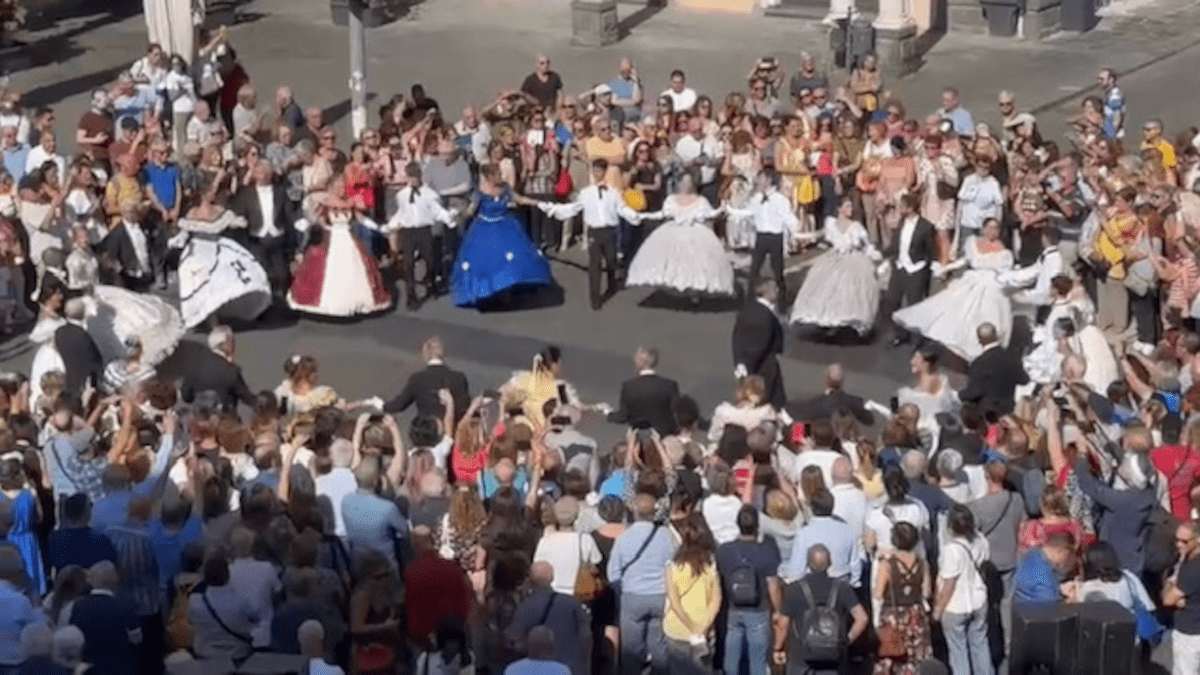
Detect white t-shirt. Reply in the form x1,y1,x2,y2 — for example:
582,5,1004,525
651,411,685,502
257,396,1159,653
533,530,602,595
793,448,844,488
701,494,743,545
865,499,930,554
939,535,989,614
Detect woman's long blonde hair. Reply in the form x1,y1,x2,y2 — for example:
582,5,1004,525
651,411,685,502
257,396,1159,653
448,487,487,533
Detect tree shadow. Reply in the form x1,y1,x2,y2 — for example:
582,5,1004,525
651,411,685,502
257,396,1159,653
322,93,378,127
618,2,666,38
22,63,129,108
24,0,141,33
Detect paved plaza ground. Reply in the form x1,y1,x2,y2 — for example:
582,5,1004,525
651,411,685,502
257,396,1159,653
3,0,1200,444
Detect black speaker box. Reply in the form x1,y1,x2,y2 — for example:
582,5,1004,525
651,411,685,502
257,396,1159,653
1076,600,1136,675
1010,601,1079,675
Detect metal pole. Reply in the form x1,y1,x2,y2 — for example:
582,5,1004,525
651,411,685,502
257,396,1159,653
348,0,367,140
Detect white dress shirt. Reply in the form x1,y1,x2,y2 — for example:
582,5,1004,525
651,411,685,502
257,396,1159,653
896,216,927,273
123,220,151,275
253,185,282,239
674,134,724,186
727,189,798,235
386,184,455,231
1005,245,1063,306
540,185,641,229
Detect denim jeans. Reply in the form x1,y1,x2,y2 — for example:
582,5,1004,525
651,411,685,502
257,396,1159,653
723,608,770,675
943,605,993,675
619,593,667,675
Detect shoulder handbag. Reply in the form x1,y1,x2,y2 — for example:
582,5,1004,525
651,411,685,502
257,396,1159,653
1126,574,1165,644
200,590,255,664
574,533,606,602
876,558,907,659
612,523,661,597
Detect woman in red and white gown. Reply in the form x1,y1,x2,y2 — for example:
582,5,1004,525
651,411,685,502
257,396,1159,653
288,196,392,317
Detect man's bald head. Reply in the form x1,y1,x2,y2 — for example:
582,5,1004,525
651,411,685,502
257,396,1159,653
825,364,845,390
530,561,554,588
88,560,119,590
831,457,853,485
807,544,831,573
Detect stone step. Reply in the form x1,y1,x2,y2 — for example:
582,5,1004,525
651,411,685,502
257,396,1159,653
764,0,877,19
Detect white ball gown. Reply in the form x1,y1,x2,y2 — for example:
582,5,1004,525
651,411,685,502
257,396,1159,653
789,216,881,334
626,195,735,295
171,210,272,329
1023,297,1119,394
288,209,392,317
892,240,1014,361
28,288,185,401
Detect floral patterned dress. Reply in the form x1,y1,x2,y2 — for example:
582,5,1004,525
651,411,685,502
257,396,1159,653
874,555,932,675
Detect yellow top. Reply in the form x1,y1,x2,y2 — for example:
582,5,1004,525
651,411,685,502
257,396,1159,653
663,561,722,641
1142,138,1177,172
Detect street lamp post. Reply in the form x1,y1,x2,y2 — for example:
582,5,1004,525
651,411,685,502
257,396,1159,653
348,0,367,139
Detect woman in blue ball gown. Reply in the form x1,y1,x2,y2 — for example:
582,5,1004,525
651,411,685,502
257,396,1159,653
452,163,553,308
0,457,45,596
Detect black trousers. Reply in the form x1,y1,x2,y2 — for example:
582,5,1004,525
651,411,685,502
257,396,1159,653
248,234,290,296
120,272,154,293
137,612,165,675
1129,288,1160,345
884,267,931,341
748,232,785,298
527,194,557,251
588,227,619,309
399,225,435,304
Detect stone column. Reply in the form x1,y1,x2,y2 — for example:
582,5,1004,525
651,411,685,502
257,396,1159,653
873,0,919,76
571,0,620,47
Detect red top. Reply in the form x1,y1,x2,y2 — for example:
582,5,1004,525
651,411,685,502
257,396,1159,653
404,550,471,649
451,443,489,485
1151,445,1200,521
344,163,376,210
1018,518,1094,555
219,65,249,114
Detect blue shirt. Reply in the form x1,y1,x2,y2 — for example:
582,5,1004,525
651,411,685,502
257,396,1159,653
606,76,640,125
940,106,975,137
143,162,180,210
91,434,174,530
44,428,104,503
2,145,28,182
112,89,157,127
786,516,863,586
480,467,529,501
341,489,409,565
606,521,676,596
1013,547,1061,604
0,581,44,666
48,527,119,573
149,515,203,592
1103,85,1125,139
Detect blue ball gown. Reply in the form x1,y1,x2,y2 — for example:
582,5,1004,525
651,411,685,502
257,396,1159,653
452,188,553,307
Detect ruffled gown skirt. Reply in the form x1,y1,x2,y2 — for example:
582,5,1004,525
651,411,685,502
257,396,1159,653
451,214,553,307
626,222,735,295
789,250,879,334
90,285,185,367
892,270,1012,361
178,235,273,328
289,225,392,316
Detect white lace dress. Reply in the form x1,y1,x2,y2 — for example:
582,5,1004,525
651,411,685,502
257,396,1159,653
789,217,881,334
171,210,272,328
626,195,735,295
892,241,1014,361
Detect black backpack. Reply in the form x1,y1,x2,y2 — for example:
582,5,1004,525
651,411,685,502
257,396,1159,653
796,581,846,663
728,551,761,607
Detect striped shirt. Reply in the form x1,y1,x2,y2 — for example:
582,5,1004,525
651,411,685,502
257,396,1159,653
105,523,162,616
